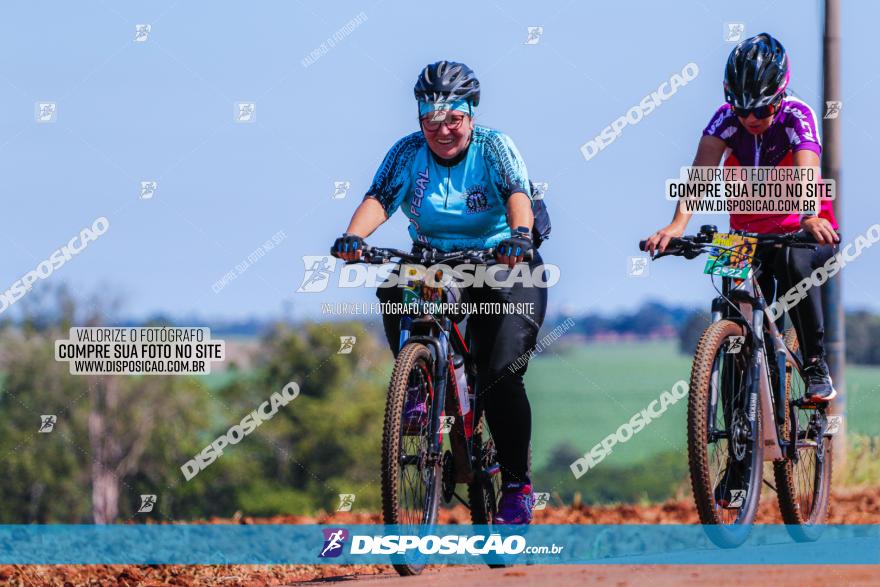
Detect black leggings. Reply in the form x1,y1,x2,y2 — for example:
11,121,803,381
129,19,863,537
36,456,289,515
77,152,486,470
755,243,838,359
376,252,548,485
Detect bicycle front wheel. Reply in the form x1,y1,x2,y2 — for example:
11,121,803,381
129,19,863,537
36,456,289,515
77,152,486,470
381,342,442,576
688,319,763,546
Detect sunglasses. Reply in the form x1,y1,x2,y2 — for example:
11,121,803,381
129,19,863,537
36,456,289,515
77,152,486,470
420,112,467,132
732,100,781,119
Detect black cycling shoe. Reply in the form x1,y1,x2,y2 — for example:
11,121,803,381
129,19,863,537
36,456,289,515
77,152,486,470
714,464,746,509
803,357,837,403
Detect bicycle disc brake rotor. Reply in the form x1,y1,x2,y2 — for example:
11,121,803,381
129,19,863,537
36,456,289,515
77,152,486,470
731,409,750,461
806,412,826,463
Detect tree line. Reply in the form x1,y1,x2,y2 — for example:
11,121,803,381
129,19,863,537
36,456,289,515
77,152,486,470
0,285,386,523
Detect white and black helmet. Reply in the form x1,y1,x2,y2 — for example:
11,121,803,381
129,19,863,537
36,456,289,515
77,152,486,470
724,33,790,110
413,61,480,107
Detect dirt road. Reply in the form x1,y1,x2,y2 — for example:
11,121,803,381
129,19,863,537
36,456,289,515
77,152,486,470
297,565,879,587
3,487,878,586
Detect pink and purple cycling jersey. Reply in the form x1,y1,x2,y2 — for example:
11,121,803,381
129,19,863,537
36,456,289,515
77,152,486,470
702,96,838,234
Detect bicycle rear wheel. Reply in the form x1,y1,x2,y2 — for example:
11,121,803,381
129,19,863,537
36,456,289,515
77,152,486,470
774,328,833,540
688,320,763,546
467,414,503,527
468,410,516,569
381,342,442,576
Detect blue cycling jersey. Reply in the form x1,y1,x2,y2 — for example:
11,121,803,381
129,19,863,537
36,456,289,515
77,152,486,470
365,126,531,252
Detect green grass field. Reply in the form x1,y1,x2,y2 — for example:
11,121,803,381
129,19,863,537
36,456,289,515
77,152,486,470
526,341,880,470
6,338,872,476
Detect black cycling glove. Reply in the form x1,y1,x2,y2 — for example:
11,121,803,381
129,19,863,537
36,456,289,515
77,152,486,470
331,233,365,257
496,233,533,259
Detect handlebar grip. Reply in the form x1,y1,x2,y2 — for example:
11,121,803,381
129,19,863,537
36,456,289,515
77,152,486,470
788,231,817,244
773,230,826,250
639,238,688,252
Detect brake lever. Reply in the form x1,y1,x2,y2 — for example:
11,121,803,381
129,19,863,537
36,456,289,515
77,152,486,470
651,243,702,260
345,246,390,265
650,248,683,260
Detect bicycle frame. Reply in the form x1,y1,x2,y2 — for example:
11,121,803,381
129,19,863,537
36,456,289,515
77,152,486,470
710,270,826,463
398,297,482,484
641,227,837,532
350,243,511,488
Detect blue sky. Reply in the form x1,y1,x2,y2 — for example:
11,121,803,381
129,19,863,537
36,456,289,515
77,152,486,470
1,0,877,321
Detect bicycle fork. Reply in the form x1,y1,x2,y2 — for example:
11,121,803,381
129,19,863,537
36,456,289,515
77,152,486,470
428,330,449,461
401,322,450,464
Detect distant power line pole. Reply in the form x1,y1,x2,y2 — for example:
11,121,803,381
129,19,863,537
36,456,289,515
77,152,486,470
822,0,846,465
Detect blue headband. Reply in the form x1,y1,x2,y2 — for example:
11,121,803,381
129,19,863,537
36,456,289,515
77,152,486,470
418,99,473,117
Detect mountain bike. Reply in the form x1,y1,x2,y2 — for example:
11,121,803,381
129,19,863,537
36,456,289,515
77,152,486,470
351,244,525,575
639,225,839,547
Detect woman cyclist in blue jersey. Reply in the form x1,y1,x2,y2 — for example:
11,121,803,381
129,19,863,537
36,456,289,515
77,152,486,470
331,61,549,524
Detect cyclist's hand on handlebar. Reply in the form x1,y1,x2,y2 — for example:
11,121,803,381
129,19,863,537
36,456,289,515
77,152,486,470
800,217,839,246
644,223,685,256
496,233,533,268
331,233,366,261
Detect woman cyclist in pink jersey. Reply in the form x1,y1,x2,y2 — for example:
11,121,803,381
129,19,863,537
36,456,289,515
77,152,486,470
644,32,839,404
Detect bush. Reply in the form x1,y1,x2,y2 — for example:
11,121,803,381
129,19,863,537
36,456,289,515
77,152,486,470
534,442,688,505
678,310,711,355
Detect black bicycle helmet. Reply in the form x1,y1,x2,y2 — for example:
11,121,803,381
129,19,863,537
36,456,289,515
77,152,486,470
723,33,789,109
413,61,480,107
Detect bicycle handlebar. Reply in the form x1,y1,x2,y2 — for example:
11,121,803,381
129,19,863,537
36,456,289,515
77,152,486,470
349,245,534,265
638,230,819,260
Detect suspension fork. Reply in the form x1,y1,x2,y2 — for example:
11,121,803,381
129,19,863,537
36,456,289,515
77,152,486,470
710,296,726,323
707,278,735,440
430,324,450,458
404,325,449,460
746,301,764,442
706,281,730,440
398,316,412,349
707,332,721,442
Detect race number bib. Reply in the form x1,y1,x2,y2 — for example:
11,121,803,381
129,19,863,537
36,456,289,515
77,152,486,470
703,233,758,279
